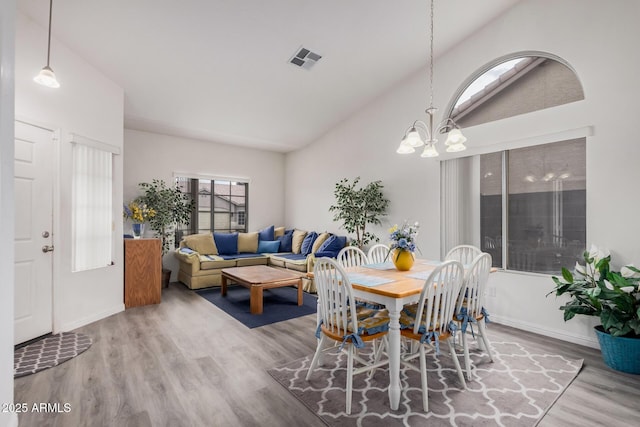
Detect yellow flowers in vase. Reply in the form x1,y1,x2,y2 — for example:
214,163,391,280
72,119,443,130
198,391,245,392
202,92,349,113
123,200,156,238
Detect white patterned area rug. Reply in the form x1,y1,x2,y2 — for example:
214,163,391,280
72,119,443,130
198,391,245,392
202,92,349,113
14,332,92,378
268,338,583,426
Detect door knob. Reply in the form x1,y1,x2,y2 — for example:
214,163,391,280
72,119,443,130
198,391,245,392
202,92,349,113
42,245,54,253
42,231,50,238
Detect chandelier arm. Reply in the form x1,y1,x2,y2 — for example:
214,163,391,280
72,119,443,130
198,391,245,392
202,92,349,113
436,117,461,134
407,121,432,141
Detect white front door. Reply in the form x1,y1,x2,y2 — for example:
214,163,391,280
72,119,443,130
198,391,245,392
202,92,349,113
14,121,54,345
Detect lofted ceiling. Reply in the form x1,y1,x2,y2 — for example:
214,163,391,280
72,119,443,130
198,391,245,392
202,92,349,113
18,0,521,152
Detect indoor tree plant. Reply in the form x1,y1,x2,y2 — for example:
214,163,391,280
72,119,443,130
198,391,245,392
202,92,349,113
329,177,389,249
138,179,194,254
549,245,640,373
138,179,194,285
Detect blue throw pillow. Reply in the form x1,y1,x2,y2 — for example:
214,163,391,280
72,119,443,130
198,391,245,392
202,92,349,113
258,225,275,241
257,240,280,253
317,235,347,255
277,230,293,252
213,232,238,255
300,231,318,256
314,250,339,258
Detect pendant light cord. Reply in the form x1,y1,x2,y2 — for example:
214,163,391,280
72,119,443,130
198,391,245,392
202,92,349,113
46,0,53,67
428,0,434,110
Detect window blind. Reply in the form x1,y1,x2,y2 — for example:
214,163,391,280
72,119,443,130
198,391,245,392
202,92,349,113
72,143,113,271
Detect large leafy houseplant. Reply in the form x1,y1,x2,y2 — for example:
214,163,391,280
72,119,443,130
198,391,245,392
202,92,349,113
329,177,389,249
549,245,640,338
138,179,194,255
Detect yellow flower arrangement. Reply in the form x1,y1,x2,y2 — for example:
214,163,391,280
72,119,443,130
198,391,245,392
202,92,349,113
123,201,156,224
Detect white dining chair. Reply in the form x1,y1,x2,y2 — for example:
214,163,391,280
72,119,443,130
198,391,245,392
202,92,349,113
337,246,369,268
306,258,389,414
454,252,494,380
367,243,390,264
445,244,482,266
399,260,466,412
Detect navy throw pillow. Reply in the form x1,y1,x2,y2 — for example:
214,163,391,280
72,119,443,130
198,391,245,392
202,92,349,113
258,225,275,241
213,232,238,255
277,230,293,252
317,235,347,256
257,240,280,253
300,231,318,256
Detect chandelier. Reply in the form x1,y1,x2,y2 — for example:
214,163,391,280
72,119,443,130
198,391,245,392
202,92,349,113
397,0,466,157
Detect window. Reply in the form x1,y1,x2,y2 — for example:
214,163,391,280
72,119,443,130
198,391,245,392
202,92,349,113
449,55,584,128
175,177,248,242
442,53,586,274
71,141,115,271
479,139,586,273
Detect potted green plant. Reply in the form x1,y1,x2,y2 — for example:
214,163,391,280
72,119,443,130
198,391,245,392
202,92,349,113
329,177,389,249
549,245,640,374
138,179,194,285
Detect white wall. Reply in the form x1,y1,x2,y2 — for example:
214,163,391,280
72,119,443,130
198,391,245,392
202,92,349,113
15,12,125,333
286,0,640,347
123,129,286,278
0,2,17,426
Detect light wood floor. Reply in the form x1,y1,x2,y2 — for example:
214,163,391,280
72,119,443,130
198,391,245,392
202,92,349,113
14,283,640,427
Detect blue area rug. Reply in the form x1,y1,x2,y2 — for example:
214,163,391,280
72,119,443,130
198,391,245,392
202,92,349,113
196,285,317,328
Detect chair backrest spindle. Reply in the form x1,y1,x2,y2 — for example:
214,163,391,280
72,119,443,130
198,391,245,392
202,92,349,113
314,257,359,335
367,244,390,264
445,245,482,266
413,260,464,337
457,253,492,318
337,246,369,268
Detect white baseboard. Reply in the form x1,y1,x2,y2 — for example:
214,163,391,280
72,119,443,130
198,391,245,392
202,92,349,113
491,314,600,349
56,303,124,332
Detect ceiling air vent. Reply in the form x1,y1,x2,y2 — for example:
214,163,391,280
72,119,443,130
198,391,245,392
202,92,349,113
289,46,322,70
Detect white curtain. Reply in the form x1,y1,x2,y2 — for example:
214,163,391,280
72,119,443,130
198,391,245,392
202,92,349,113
440,156,479,258
72,143,113,271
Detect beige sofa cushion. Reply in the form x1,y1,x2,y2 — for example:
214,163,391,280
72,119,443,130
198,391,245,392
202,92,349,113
199,255,237,270
292,230,308,254
274,226,285,238
182,233,218,255
312,232,331,253
238,232,259,253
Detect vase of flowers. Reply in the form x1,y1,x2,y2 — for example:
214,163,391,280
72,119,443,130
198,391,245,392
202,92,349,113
123,200,156,239
549,245,640,374
388,221,419,271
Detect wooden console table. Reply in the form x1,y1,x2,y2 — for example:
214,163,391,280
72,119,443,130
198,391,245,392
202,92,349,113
124,238,161,308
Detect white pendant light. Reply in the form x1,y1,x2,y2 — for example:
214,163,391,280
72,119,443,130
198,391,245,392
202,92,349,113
396,136,416,154
34,0,60,89
397,0,467,158
421,143,439,158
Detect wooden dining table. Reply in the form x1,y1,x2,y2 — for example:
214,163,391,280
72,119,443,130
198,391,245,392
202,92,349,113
344,259,444,411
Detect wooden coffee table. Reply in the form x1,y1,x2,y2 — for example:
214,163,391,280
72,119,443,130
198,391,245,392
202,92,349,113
220,265,303,315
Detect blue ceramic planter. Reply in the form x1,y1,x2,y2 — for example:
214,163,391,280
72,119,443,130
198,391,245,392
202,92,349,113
594,326,640,374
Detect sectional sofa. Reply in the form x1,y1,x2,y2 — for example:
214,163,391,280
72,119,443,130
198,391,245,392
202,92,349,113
173,225,347,292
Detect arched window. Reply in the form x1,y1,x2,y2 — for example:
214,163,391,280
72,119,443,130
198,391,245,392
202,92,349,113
441,53,586,274
446,53,584,128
